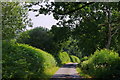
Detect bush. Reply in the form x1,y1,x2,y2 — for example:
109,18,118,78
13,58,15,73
2,40,57,79
80,56,88,62
58,52,71,64
81,49,120,78
70,55,80,63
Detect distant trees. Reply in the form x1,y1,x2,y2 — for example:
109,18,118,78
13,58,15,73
17,26,83,58
17,27,56,54
59,37,82,58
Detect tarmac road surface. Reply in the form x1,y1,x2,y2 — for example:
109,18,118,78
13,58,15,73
50,63,81,80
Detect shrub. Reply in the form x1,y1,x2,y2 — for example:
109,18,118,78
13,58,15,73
70,55,80,63
80,56,88,62
58,52,71,64
2,40,57,79
81,49,120,78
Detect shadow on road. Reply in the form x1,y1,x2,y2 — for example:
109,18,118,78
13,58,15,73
50,63,120,80
50,63,81,80
61,64,76,68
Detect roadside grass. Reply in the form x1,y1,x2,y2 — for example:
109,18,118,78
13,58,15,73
76,67,91,78
42,67,59,80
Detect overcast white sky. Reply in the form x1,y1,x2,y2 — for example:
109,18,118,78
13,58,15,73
28,12,58,29
28,5,58,30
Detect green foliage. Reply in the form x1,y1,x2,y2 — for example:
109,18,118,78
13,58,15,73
17,26,73,56
42,67,59,79
17,27,62,55
76,68,91,78
80,56,88,62
27,2,120,56
2,40,56,79
70,55,80,63
60,37,82,58
58,52,71,64
81,49,120,78
2,2,32,40
50,26,71,43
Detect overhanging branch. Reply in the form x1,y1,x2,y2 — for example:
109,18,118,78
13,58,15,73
54,2,95,15
111,27,120,37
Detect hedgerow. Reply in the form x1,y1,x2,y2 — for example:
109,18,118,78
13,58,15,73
81,49,120,78
2,40,57,79
70,55,80,63
58,52,71,64
80,56,88,62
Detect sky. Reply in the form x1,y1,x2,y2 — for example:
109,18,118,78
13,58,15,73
28,5,58,30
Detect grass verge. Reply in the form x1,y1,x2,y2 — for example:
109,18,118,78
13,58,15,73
76,67,91,78
42,67,59,80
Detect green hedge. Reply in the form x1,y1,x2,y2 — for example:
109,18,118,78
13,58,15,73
2,40,57,79
80,56,88,62
58,52,71,64
81,49,120,78
70,55,80,63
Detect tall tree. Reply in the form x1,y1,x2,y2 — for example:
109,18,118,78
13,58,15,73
2,2,32,40
102,3,120,49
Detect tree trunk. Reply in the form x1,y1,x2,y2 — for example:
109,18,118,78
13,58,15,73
106,24,112,49
105,7,112,49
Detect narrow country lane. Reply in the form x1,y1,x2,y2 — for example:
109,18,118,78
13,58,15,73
50,63,81,80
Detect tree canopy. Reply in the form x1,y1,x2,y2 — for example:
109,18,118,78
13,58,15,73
26,2,120,56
